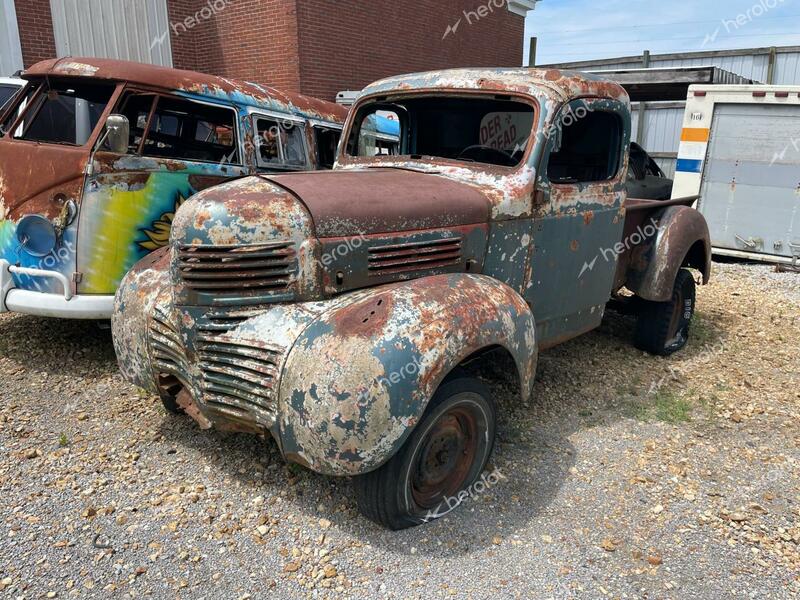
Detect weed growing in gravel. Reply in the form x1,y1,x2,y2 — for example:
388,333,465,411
628,390,692,425
690,313,714,347
58,433,68,447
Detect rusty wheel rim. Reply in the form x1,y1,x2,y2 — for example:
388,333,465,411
411,404,479,509
667,289,684,341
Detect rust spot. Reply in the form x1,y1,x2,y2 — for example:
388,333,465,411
583,211,594,226
570,240,579,252
332,293,394,337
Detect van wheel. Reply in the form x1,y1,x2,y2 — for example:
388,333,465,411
634,269,696,356
354,376,496,530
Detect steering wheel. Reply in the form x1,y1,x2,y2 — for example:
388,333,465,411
457,145,517,167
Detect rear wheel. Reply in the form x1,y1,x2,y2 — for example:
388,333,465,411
354,375,496,530
634,268,696,356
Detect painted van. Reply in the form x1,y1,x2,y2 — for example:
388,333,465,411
0,58,347,319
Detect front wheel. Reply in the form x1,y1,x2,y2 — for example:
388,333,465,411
634,268,696,356
354,375,496,530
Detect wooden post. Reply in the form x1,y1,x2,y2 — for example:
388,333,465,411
767,46,777,84
528,37,537,68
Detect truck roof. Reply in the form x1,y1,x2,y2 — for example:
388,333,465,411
360,67,630,104
23,57,347,124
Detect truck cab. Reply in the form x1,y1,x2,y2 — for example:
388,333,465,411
113,68,711,529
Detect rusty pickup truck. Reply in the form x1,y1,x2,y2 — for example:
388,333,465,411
112,68,711,529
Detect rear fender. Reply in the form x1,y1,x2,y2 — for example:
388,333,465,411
277,273,537,476
626,206,711,302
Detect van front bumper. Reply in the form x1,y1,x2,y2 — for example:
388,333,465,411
0,259,113,319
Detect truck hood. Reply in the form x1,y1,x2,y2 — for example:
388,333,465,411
263,168,490,237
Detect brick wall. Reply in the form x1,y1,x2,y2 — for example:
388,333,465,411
14,0,525,98
168,0,301,91
166,0,525,99
295,0,526,100
15,0,56,68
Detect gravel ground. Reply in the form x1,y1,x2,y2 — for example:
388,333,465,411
0,261,798,599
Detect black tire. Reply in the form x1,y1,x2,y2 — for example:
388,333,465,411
634,268,696,356
354,375,496,530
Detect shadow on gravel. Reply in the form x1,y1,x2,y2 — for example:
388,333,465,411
150,303,733,557
0,314,116,375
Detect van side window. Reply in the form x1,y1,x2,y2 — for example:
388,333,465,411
254,117,308,169
117,93,156,153
141,96,238,164
314,125,341,169
547,110,622,184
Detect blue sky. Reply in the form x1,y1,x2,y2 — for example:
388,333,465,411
524,0,800,65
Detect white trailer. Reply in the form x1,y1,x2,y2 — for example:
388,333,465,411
672,85,800,266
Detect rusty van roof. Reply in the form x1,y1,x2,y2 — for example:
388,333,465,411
23,57,348,124
359,67,630,104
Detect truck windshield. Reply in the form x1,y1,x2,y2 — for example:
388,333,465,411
347,96,535,168
10,80,115,146
0,84,21,112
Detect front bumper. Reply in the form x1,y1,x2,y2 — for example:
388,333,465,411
0,259,113,319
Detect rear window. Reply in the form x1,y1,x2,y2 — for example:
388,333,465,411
13,81,114,146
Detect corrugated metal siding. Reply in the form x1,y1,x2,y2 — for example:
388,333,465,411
631,103,685,180
774,52,800,85
649,55,770,83
50,0,172,67
0,0,23,76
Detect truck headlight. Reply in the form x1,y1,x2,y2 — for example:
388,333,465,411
16,214,57,257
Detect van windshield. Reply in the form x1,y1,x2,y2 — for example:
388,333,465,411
10,80,115,146
346,96,535,168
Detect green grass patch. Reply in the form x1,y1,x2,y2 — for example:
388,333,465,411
628,390,693,425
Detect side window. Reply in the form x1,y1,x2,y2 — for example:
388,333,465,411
313,126,341,169
254,117,308,169
140,96,238,164
116,92,156,153
547,108,622,184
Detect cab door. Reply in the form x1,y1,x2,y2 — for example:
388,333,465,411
78,90,248,294
525,98,630,347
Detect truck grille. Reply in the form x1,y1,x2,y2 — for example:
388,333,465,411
149,306,191,389
177,242,297,300
196,333,282,416
368,237,462,276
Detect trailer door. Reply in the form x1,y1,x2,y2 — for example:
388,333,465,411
700,103,800,262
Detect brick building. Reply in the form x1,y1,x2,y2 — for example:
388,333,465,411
2,0,537,100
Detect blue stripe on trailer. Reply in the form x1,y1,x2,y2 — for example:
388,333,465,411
676,158,703,173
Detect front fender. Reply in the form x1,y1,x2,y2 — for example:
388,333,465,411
277,273,537,476
626,206,711,302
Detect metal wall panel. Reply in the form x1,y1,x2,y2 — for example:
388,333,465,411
775,52,800,86
0,0,23,76
50,0,172,67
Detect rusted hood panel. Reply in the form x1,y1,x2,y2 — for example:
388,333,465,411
263,169,490,237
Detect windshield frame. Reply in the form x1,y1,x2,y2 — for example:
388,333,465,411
338,90,540,174
1,77,123,148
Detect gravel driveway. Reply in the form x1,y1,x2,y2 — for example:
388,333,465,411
0,262,798,599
